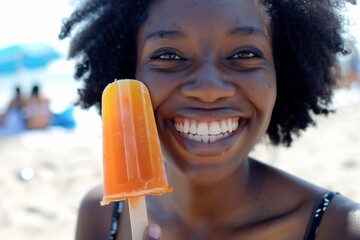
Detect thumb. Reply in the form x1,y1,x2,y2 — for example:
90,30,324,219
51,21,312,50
143,223,161,240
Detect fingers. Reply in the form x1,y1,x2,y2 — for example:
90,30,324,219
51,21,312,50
144,223,161,240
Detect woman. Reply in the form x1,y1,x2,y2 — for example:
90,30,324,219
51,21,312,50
59,0,360,239
23,84,52,130
0,86,26,137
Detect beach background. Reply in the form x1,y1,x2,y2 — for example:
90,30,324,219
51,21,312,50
0,1,360,239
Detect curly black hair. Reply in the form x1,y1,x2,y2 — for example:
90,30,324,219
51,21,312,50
59,0,356,146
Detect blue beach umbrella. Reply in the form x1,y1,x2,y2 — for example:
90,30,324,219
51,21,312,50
0,43,61,75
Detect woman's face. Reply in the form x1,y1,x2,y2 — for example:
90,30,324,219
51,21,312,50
136,0,276,181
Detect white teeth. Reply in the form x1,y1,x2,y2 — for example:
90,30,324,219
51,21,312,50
174,117,242,143
201,135,209,143
197,122,208,135
194,135,202,142
209,122,221,135
183,120,190,133
227,118,233,132
180,132,233,144
178,122,183,132
220,120,227,133
209,135,217,143
189,121,197,134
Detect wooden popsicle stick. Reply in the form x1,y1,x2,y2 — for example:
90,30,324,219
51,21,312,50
128,196,148,240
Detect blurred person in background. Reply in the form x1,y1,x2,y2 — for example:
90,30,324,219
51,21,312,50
348,46,360,86
0,86,26,137
23,84,52,130
335,44,360,88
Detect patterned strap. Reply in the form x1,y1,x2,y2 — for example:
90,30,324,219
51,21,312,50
109,201,123,240
304,192,337,240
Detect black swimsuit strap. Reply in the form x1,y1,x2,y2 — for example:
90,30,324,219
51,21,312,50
304,192,338,240
109,201,123,240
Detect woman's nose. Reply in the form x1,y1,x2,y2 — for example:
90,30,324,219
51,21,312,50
180,63,236,102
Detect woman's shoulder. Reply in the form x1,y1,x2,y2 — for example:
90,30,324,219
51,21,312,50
81,184,103,203
254,160,360,239
316,194,360,239
79,184,115,215
75,184,115,240
253,159,327,195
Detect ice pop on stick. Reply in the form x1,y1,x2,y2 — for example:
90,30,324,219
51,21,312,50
100,79,172,239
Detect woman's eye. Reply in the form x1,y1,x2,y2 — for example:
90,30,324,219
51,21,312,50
150,50,185,61
228,49,263,59
232,52,255,59
158,53,182,60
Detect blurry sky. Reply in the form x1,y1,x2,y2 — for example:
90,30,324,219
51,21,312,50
0,0,74,53
344,3,360,49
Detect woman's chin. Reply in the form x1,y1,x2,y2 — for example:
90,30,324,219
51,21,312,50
165,156,242,185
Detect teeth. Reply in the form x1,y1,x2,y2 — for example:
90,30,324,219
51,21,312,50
178,122,184,132
209,135,217,143
194,135,202,142
209,122,221,135
201,135,209,143
183,120,190,133
180,132,231,144
189,121,197,134
174,117,242,143
227,118,233,132
197,122,208,135
188,134,194,140
220,120,227,133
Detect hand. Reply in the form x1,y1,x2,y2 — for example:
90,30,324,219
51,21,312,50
143,224,161,240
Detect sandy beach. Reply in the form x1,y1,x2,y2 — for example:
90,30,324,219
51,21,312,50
0,88,360,240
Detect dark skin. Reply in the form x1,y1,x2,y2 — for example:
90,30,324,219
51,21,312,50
75,0,360,239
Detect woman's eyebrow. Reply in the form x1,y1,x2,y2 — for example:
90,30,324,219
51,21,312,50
144,26,268,42
145,30,187,41
228,26,268,38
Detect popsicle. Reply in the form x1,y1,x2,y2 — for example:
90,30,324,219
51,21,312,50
100,79,172,239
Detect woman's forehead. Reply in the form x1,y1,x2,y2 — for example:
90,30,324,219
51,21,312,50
143,0,270,36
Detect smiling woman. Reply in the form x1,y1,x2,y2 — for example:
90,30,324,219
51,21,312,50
59,0,360,239
135,1,276,180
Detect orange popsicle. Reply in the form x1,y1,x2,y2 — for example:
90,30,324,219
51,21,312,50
100,79,172,206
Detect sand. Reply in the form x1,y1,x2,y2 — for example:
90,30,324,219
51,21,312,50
0,88,360,240
0,109,103,240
